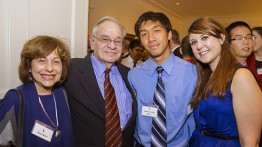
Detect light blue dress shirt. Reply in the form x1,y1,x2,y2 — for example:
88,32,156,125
128,53,197,146
91,54,133,130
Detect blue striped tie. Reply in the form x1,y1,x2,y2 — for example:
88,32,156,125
151,66,166,147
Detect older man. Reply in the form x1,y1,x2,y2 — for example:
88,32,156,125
64,16,137,147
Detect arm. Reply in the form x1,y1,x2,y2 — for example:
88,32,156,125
231,68,262,147
0,90,21,146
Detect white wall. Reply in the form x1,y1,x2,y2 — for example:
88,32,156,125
0,0,89,98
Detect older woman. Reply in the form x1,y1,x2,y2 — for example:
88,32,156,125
0,36,73,147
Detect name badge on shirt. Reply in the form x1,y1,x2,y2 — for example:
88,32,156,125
257,68,262,75
187,105,193,115
142,105,158,117
31,120,54,142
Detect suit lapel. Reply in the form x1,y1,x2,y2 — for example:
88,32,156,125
75,58,137,124
79,55,105,120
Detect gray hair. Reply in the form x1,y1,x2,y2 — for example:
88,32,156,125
92,16,126,39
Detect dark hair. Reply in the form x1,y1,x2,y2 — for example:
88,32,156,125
252,27,262,37
134,11,172,40
225,21,252,43
188,17,237,108
171,29,180,44
128,39,142,51
122,41,129,51
19,35,71,83
181,36,194,58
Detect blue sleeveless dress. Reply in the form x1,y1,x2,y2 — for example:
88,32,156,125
189,70,242,147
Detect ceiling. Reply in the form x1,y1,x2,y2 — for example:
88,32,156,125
144,0,262,19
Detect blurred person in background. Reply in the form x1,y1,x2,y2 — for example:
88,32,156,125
169,29,183,58
247,27,262,91
121,39,144,68
181,35,196,64
226,21,254,66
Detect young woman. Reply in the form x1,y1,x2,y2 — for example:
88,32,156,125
0,36,73,147
188,17,262,147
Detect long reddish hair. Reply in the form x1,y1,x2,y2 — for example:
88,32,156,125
188,17,237,108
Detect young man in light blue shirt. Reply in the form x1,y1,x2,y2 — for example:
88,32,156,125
128,11,197,147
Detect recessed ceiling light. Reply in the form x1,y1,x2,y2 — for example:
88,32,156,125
176,3,180,5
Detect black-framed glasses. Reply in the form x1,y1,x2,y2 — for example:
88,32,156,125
230,35,254,41
93,36,123,47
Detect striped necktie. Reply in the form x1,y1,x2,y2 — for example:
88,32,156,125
104,69,122,147
151,66,167,147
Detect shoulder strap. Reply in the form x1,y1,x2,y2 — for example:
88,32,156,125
228,64,246,88
228,63,258,88
62,88,70,112
9,88,24,147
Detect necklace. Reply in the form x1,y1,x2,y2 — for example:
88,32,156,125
38,93,61,137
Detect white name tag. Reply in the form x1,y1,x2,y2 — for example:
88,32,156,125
31,120,54,142
187,105,193,115
142,105,158,117
257,68,262,75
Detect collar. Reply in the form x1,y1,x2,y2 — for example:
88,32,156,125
127,55,135,63
171,45,180,52
148,54,175,76
91,53,117,77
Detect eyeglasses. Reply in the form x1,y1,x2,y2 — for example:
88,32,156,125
93,36,123,47
230,35,254,41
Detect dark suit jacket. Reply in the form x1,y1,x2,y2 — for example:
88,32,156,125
63,55,137,147
173,46,183,58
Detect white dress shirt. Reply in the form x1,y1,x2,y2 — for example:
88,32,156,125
121,55,143,69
